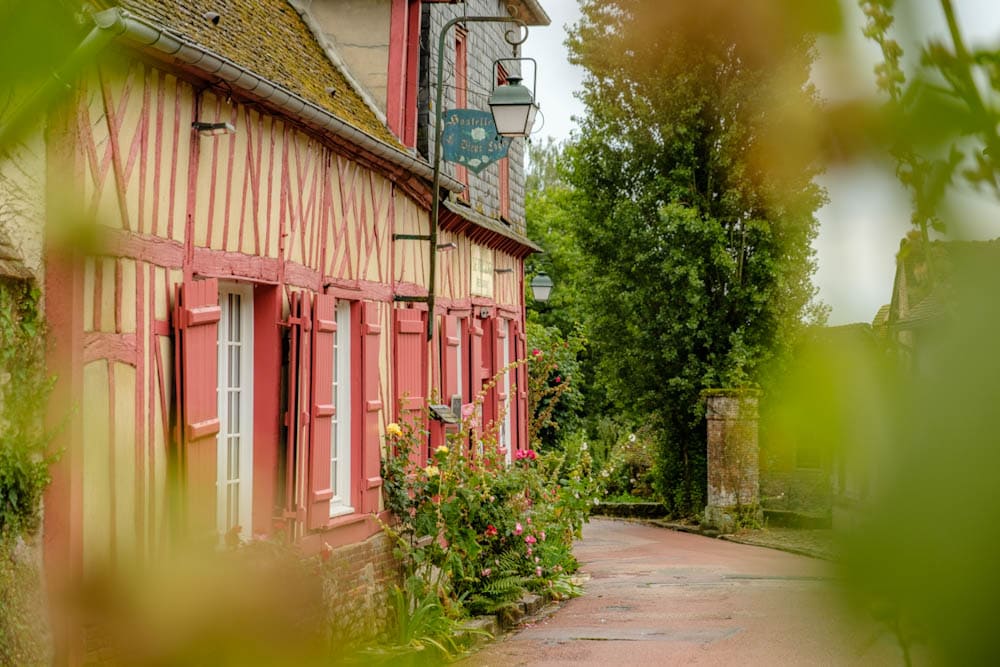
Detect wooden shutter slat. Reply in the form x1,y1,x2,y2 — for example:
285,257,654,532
307,293,337,528
513,319,529,453
178,278,220,442
442,315,460,402
361,301,383,513
394,308,427,463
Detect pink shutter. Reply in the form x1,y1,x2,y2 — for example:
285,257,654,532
394,308,427,462
284,292,313,528
361,301,383,513
173,278,221,535
177,278,221,442
469,318,484,402
495,318,508,405
514,319,529,453
307,293,336,530
481,317,498,430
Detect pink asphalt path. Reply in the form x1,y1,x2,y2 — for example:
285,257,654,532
461,518,905,666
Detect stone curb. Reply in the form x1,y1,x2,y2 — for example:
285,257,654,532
460,591,562,647
718,534,833,561
643,518,834,562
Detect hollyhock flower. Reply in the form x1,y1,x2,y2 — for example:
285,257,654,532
485,524,498,538
435,445,449,456
527,546,533,556
514,522,523,536
386,423,403,438
525,535,537,545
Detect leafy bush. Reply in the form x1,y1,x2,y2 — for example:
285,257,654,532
0,278,54,539
381,361,596,624
526,322,586,450
597,426,658,500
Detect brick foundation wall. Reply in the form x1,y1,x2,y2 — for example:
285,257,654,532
323,529,403,648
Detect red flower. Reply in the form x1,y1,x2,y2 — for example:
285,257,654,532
532,348,542,357
485,524,498,538
554,376,562,384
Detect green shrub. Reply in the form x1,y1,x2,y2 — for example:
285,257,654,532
0,278,54,538
381,360,596,626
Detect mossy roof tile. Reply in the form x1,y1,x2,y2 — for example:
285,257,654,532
117,0,401,147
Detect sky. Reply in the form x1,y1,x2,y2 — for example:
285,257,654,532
522,0,1000,325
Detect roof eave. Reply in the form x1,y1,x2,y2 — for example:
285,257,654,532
509,0,551,26
93,8,463,196
441,200,541,258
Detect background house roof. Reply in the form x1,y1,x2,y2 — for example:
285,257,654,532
508,0,551,26
117,0,401,147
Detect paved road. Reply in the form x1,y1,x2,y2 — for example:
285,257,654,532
462,518,905,666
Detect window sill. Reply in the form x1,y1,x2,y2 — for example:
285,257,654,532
321,510,369,531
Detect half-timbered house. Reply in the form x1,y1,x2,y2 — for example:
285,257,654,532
26,0,547,621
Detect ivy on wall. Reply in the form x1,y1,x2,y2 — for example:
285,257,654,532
0,277,53,538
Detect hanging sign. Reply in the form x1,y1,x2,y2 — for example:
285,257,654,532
441,109,511,173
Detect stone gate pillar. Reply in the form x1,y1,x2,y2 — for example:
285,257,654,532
704,390,761,532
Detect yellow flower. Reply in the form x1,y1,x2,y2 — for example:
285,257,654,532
435,445,449,456
424,465,440,477
386,423,403,438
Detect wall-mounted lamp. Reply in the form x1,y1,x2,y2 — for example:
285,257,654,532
192,121,236,136
530,271,553,303
494,268,514,274
436,242,458,251
488,59,540,138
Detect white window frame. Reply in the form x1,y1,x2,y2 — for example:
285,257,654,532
216,283,254,539
330,300,354,517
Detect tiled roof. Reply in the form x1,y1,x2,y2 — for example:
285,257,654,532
895,290,948,329
871,304,890,337
116,0,401,147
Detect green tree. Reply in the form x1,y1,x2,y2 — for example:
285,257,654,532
525,138,587,336
566,0,828,513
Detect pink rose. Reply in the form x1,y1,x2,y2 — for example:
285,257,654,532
525,535,537,545
514,522,523,536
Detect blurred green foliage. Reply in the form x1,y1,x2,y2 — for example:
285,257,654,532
0,279,53,538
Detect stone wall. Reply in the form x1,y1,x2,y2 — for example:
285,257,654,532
704,391,761,532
